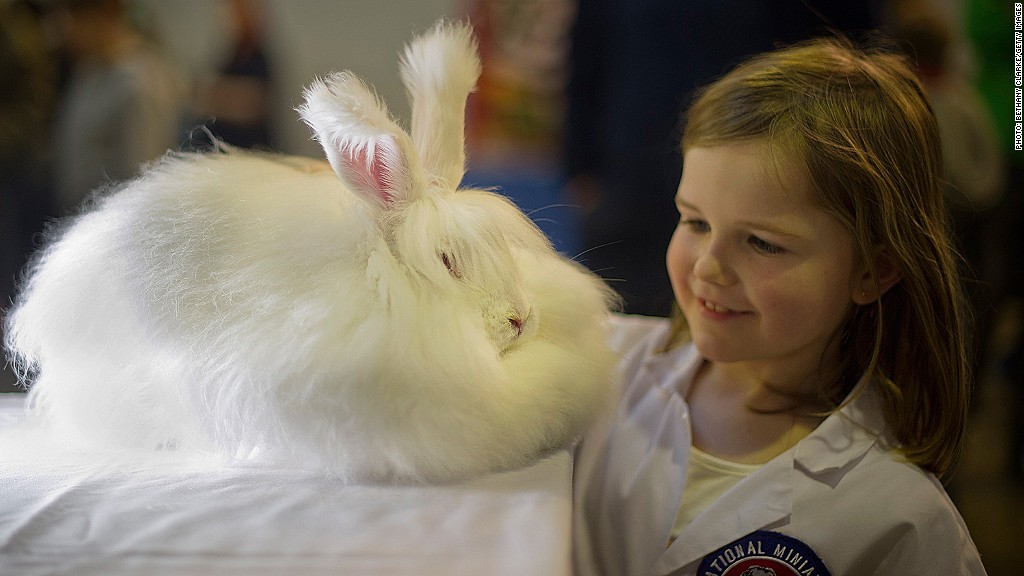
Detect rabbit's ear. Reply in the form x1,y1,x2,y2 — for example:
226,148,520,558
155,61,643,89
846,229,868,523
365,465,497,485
400,21,481,189
299,72,423,210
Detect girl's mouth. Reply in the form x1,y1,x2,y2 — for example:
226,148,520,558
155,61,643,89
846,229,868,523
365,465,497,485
698,297,747,316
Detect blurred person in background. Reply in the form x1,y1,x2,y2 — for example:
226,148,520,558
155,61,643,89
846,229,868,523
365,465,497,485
887,0,1005,417
966,0,1024,481
192,0,277,150
51,0,185,212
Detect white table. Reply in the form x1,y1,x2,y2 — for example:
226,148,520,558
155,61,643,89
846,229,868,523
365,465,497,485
0,394,574,575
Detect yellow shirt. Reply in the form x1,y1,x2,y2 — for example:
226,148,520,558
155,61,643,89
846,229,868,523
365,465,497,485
672,446,758,538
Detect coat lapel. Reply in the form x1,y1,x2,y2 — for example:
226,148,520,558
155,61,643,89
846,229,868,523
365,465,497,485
575,342,700,576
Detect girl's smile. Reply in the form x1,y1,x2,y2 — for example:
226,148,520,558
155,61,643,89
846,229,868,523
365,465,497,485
696,297,749,318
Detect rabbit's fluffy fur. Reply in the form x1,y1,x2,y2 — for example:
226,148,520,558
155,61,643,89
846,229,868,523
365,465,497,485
4,21,618,482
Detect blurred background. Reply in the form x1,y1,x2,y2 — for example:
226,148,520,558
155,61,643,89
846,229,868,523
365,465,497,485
0,0,1021,570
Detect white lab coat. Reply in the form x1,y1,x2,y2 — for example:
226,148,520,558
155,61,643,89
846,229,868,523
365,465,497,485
573,315,987,576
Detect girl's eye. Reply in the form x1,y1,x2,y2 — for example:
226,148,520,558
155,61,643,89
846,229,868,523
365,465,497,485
748,235,784,255
441,252,463,279
679,218,710,233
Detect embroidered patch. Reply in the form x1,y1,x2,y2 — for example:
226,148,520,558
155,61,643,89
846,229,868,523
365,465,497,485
696,530,832,576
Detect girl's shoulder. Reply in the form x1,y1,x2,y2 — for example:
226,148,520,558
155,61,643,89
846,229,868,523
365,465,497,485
786,393,984,569
795,444,984,570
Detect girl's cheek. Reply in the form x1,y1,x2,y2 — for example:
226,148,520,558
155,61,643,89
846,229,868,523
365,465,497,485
666,230,691,280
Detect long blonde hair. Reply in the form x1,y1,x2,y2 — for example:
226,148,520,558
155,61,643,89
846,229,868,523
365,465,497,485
678,38,970,477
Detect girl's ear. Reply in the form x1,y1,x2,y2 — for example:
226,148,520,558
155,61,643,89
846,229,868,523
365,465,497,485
852,249,902,305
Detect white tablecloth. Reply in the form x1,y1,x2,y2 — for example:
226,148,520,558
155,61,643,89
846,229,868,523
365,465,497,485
0,394,573,575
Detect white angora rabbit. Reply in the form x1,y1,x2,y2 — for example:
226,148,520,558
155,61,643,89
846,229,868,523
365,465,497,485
4,21,618,482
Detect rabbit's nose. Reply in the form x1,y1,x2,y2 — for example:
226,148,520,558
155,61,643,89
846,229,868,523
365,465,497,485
509,316,524,337
508,308,533,339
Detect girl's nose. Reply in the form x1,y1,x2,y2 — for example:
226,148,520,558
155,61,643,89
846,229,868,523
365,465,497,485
692,240,733,286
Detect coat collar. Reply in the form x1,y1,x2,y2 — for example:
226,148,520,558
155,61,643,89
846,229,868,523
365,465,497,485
578,321,893,576
650,347,888,573
794,382,888,476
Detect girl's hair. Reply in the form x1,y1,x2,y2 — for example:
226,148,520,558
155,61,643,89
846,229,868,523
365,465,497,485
678,38,970,477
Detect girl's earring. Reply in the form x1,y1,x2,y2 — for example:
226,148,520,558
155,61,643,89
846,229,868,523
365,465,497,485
856,289,876,308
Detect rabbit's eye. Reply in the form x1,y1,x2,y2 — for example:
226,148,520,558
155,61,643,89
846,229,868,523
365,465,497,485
441,252,463,279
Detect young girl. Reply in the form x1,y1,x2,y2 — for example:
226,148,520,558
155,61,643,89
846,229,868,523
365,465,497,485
573,38,987,575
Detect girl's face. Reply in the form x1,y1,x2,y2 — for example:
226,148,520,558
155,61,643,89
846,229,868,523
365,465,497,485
667,141,868,383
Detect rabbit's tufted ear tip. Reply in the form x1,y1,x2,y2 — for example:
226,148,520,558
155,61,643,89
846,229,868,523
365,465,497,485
401,19,480,192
